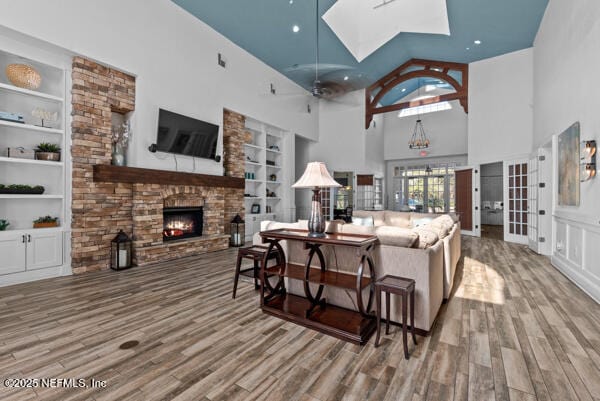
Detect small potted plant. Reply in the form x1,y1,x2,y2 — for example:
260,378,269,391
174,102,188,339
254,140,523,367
33,216,59,229
0,219,9,231
35,143,61,161
0,184,45,195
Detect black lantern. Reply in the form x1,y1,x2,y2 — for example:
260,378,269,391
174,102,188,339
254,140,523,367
111,230,132,270
230,214,245,247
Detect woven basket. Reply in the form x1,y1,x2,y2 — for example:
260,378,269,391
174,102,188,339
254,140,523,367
5,64,42,90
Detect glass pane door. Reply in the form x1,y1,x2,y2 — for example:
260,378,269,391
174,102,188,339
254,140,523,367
427,176,446,213
407,177,425,212
504,160,529,244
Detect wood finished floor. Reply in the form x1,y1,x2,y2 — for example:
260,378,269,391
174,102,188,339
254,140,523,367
2,236,600,401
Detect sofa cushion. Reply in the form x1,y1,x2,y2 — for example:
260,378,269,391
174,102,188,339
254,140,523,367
429,215,454,234
262,220,308,231
352,216,374,227
374,226,418,248
412,216,434,228
421,223,448,239
412,227,439,249
383,211,412,228
340,223,376,235
353,210,386,226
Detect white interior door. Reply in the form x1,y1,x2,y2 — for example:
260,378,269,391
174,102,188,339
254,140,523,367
0,233,26,275
26,231,63,270
504,159,529,244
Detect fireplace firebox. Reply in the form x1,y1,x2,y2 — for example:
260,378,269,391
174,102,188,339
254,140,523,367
163,207,203,241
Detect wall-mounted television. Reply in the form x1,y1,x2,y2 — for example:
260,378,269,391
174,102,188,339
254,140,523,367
155,108,219,160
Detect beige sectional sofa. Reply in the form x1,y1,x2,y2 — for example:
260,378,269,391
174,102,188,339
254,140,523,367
353,210,461,301
254,211,460,334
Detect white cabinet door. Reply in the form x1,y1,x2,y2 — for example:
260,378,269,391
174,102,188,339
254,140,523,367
26,231,63,270
0,234,27,275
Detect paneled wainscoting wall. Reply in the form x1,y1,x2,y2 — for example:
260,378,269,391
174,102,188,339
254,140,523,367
552,211,600,302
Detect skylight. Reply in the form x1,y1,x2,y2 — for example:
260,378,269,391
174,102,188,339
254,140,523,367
398,101,452,118
323,0,450,62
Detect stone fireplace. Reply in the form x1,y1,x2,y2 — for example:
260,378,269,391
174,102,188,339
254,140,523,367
70,55,247,273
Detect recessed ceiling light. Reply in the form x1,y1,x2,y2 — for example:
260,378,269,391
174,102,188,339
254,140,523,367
474,40,481,45
292,25,300,33
466,47,470,50
289,0,293,4
401,88,406,92
343,76,349,81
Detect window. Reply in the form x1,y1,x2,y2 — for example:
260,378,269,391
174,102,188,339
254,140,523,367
398,101,452,118
356,177,384,210
392,163,456,213
321,188,331,221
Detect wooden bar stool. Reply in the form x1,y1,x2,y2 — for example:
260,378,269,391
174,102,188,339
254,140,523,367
374,275,417,359
232,245,280,299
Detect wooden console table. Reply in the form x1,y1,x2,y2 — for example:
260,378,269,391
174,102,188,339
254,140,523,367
259,228,378,345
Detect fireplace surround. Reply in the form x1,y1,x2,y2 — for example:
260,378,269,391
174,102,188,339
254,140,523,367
71,55,247,274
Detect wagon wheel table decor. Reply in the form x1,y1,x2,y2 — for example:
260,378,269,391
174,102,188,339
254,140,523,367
259,228,378,345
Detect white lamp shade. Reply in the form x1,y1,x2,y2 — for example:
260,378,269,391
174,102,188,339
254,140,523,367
292,162,342,188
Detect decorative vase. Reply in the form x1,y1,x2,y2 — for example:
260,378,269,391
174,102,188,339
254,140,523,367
6,64,42,90
112,144,126,166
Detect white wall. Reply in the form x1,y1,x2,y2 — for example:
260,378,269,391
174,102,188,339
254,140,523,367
311,90,385,176
384,99,467,160
533,0,600,301
534,0,600,220
0,0,318,176
468,48,534,166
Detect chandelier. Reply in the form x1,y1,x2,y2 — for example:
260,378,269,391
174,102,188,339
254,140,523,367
408,119,430,149
408,78,430,149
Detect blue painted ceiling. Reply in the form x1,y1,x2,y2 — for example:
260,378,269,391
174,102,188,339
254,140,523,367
172,0,548,106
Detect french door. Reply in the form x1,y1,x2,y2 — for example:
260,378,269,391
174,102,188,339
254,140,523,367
504,159,529,244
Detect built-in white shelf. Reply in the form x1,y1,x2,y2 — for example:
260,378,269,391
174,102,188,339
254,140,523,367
245,161,263,166
0,82,64,102
0,226,63,236
244,118,290,241
0,119,63,135
0,194,63,199
0,156,63,167
244,196,261,199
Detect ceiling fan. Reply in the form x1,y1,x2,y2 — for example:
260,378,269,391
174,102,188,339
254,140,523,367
281,0,369,100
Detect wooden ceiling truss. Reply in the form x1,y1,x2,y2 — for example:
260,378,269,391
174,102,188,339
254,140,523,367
365,59,469,129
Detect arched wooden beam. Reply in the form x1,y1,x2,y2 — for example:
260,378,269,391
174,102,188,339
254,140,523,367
365,59,469,129
370,70,463,108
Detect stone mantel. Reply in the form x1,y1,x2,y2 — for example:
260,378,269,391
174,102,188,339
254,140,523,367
93,165,244,189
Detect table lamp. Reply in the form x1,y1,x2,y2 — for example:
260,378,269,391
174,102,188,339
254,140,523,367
292,162,341,237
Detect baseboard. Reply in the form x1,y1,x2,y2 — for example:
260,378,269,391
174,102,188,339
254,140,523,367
552,254,600,304
0,266,64,288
